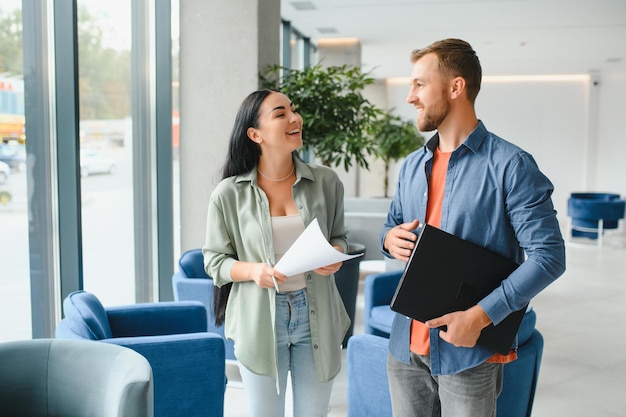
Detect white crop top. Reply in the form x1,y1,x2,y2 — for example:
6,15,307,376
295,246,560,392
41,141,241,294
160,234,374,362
271,215,306,292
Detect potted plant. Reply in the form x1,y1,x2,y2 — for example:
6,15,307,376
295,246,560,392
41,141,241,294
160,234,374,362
372,112,425,197
260,63,382,170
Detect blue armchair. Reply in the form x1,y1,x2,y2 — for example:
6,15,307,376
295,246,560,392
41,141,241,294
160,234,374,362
357,269,544,417
172,248,236,360
567,192,625,244
363,269,402,338
55,290,226,417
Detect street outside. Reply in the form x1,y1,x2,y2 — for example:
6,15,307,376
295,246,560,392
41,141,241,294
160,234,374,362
0,147,178,341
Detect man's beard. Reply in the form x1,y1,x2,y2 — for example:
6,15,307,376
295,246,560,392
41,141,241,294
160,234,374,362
417,94,450,132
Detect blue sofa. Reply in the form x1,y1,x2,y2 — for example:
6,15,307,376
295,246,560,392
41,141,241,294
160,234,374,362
356,269,544,417
55,290,226,417
172,248,236,360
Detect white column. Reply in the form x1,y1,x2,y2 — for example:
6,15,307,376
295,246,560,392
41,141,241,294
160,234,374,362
179,0,280,250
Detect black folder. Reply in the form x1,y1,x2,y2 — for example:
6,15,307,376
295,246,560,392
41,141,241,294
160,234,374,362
390,224,527,354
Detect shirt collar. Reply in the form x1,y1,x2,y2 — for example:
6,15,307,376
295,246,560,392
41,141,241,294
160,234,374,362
234,155,314,185
423,120,488,154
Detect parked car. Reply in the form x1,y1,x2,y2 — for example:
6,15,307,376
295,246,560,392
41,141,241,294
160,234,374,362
0,160,10,185
0,143,26,172
79,149,116,177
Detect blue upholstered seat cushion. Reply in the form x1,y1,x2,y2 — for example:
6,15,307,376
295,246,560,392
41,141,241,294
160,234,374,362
370,305,394,335
62,290,113,340
370,305,537,345
178,249,210,279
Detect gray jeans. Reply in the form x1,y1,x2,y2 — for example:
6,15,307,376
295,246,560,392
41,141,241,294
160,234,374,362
387,351,503,417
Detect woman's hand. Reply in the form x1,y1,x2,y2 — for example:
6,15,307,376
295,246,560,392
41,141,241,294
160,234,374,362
314,261,342,276
314,244,344,276
231,261,286,288
252,262,287,288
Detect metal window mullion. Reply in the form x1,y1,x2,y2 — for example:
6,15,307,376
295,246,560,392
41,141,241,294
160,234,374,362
53,0,83,306
303,37,311,68
155,0,174,301
132,0,156,303
23,0,64,338
282,20,291,70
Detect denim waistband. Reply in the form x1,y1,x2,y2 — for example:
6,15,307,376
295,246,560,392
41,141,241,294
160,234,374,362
275,287,307,302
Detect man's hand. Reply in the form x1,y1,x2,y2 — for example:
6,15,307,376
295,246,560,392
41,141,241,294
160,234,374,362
383,219,420,262
425,305,492,348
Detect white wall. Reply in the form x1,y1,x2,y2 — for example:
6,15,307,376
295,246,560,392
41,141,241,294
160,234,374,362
596,70,626,198
476,77,588,220
179,0,280,250
342,70,626,227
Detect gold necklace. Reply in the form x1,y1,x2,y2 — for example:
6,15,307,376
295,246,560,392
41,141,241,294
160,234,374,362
257,165,294,182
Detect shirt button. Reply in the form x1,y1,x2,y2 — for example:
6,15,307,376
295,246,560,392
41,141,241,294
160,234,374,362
306,275,312,281
313,344,319,349
310,310,316,315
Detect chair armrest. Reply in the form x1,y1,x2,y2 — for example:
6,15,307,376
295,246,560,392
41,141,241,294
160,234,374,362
106,332,226,417
347,334,392,417
107,301,207,337
363,270,403,334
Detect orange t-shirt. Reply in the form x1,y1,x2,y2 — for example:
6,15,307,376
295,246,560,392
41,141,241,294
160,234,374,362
409,147,517,363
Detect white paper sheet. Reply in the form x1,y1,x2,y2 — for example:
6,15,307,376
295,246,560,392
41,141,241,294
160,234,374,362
274,218,363,276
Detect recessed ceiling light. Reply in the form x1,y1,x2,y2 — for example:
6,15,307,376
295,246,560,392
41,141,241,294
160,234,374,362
290,1,316,11
317,27,338,34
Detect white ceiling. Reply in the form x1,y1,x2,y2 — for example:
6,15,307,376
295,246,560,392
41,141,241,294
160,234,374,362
281,0,626,80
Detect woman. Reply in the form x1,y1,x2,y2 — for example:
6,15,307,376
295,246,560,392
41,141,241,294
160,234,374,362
203,89,350,417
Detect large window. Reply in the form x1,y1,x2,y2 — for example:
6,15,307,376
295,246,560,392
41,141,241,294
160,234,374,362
281,19,316,71
0,0,179,341
77,1,135,306
0,1,31,341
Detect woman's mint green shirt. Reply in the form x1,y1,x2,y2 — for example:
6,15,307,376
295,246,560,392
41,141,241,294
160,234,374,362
202,157,350,384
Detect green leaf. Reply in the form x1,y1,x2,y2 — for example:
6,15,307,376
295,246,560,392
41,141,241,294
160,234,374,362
260,63,382,169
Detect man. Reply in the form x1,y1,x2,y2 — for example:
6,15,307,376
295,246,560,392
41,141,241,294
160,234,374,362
381,38,566,417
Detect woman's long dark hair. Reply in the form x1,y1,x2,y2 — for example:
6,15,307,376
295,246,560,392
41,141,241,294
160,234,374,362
213,90,273,327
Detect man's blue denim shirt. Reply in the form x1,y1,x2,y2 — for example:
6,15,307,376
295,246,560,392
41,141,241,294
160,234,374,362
380,121,566,375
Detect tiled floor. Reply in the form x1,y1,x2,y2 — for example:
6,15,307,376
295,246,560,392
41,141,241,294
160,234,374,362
224,232,626,416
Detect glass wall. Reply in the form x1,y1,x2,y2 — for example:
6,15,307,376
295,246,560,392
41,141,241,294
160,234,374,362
0,0,31,341
0,0,180,341
1,0,282,341
281,20,315,71
77,0,135,306
172,1,180,262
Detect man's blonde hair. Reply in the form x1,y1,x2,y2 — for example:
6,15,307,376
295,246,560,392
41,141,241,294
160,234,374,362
411,38,482,103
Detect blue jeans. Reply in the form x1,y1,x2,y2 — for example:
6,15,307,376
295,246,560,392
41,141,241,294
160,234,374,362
387,351,503,417
238,289,333,417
